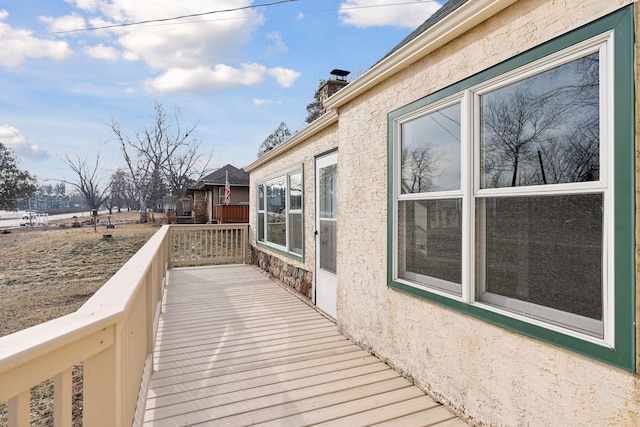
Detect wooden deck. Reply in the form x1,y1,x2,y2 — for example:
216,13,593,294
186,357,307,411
143,264,468,426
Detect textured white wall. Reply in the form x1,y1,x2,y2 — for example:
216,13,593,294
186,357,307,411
334,0,640,425
248,124,339,291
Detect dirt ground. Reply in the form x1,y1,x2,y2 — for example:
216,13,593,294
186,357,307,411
0,211,161,337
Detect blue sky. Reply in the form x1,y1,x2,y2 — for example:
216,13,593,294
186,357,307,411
0,0,444,184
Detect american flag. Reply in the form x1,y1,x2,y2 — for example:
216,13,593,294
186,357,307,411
224,170,230,206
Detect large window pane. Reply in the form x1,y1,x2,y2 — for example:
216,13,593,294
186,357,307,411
401,103,461,193
266,178,286,246
480,53,600,188
476,194,603,334
398,198,462,295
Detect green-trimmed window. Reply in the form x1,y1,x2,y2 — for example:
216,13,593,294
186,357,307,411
388,8,634,370
257,166,304,258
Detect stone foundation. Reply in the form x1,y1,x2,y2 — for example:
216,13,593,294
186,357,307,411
251,246,313,299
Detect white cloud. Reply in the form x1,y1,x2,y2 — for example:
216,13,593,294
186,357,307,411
64,0,101,12
339,0,442,28
145,63,266,93
145,63,300,93
264,32,287,57
39,1,302,94
85,43,121,60
0,125,49,160
253,99,283,106
268,67,300,88
74,0,262,70
39,13,86,33
0,10,72,68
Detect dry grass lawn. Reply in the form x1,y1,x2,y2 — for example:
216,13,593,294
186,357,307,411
0,212,160,337
0,212,161,426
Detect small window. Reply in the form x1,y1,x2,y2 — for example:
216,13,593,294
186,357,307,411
256,166,304,258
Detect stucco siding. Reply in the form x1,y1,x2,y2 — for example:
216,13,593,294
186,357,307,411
249,123,339,297
335,0,639,425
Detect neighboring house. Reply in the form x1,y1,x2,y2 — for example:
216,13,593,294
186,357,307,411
186,164,249,223
245,0,639,425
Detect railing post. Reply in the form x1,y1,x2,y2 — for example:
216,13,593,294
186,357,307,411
147,261,156,353
244,224,250,264
83,337,117,426
7,391,29,427
54,368,73,427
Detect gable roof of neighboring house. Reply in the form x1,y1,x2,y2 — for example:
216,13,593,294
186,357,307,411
188,164,249,192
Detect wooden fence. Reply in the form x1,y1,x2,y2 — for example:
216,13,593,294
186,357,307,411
214,204,249,224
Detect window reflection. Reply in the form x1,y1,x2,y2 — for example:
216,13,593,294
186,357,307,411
401,102,461,193
289,173,302,211
266,178,286,246
480,53,599,188
319,164,337,219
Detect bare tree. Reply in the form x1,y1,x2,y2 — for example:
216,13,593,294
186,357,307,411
481,86,564,187
61,153,110,211
163,143,212,197
305,80,326,124
110,102,211,221
257,122,291,157
401,145,437,193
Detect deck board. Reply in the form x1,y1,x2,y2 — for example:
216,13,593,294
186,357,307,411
143,265,467,426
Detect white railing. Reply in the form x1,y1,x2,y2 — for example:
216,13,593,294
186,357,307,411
170,224,250,267
0,224,249,426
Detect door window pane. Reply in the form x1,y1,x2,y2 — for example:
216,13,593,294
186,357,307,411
480,53,600,188
401,103,461,193
319,164,337,219
319,219,337,273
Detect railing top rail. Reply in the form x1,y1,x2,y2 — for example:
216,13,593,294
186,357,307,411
78,225,169,316
0,225,171,377
0,312,111,377
168,223,249,229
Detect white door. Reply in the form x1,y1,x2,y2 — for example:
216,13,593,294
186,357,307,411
315,152,338,318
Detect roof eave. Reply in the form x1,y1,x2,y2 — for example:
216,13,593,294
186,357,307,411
244,109,339,172
323,0,519,111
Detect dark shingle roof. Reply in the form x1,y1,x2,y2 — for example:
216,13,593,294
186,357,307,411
196,164,249,187
376,0,470,65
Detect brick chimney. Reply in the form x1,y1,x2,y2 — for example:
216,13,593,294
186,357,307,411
319,69,350,113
